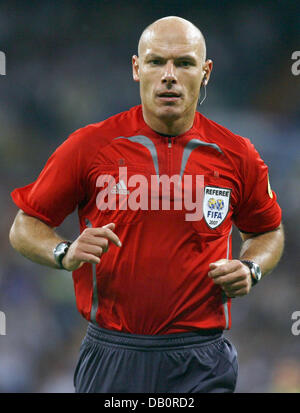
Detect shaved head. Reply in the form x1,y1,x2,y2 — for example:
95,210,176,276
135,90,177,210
132,16,212,136
138,16,206,63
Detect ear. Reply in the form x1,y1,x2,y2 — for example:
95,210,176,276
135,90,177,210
202,59,213,86
132,55,140,82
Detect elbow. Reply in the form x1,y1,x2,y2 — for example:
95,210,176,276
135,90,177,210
9,219,19,250
9,210,24,251
275,222,285,247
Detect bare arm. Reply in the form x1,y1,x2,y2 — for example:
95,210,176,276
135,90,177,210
9,209,122,271
9,210,65,268
239,222,285,277
208,222,285,297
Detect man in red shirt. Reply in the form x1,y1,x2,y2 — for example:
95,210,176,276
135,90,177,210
9,16,284,392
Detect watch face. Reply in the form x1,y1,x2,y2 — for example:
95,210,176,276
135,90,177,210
55,243,67,255
252,263,262,281
54,242,71,267
54,242,69,259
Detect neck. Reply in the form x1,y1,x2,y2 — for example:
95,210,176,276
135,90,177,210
142,107,196,136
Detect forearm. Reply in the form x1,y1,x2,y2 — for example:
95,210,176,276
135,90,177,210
9,210,66,269
239,224,285,277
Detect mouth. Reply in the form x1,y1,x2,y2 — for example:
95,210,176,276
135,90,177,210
156,91,182,102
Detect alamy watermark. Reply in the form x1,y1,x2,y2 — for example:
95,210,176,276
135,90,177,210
95,168,205,221
291,51,300,76
0,311,6,335
291,311,300,336
0,51,6,75
94,168,232,229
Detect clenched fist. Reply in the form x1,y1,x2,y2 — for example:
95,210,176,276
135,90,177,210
208,259,252,298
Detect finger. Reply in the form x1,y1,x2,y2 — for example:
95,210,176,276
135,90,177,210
210,272,246,285
209,259,228,269
87,227,122,247
100,224,114,251
208,264,230,278
79,253,101,265
225,292,235,298
223,280,251,296
225,281,248,292
223,283,249,297
208,261,242,279
225,287,248,298
85,222,115,231
98,228,122,247
79,238,109,255
99,238,109,253
80,234,109,250
102,222,115,230
225,291,237,298
81,244,103,257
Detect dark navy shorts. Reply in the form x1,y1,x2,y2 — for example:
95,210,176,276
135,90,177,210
74,323,238,393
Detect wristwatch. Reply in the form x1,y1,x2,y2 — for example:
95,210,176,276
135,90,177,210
53,241,72,269
240,260,262,287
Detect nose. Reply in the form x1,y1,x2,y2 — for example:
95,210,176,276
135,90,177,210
161,60,177,86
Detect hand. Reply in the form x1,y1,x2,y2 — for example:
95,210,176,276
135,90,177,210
62,223,121,271
208,259,252,298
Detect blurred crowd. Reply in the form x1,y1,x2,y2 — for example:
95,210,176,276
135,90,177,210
0,0,299,392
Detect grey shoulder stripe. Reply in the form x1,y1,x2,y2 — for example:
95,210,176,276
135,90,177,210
114,135,159,178
179,139,223,180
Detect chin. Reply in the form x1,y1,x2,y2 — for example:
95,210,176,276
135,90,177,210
156,105,182,120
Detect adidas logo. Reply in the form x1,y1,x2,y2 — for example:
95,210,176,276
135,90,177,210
111,180,130,195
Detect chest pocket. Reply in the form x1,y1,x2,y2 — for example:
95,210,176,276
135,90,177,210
94,164,152,226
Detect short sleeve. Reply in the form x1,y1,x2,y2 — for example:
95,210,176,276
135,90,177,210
232,138,282,233
11,132,86,227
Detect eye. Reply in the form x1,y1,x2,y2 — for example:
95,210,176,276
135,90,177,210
178,61,192,67
149,59,162,65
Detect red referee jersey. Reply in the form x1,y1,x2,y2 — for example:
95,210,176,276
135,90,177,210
11,105,282,334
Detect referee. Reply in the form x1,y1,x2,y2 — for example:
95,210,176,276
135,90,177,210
9,16,284,393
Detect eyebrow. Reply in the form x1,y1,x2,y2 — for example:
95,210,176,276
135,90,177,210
145,53,197,63
176,55,197,62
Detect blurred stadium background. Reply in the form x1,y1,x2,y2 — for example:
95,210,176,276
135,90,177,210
0,0,299,393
